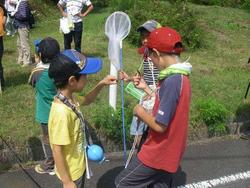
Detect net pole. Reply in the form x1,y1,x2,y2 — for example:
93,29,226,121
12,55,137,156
120,41,127,163
109,63,118,109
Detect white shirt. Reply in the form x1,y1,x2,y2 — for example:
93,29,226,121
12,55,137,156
5,0,17,13
58,0,92,23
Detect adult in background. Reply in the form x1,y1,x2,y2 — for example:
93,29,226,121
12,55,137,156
13,0,32,66
57,0,94,53
4,0,17,36
0,1,6,91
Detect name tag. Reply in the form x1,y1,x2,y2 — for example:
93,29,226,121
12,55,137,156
158,110,164,116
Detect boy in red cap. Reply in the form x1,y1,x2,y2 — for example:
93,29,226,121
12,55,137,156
115,27,192,187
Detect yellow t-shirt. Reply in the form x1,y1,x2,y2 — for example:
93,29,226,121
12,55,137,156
49,102,85,181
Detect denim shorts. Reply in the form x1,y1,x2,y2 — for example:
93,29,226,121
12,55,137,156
130,116,147,136
130,95,156,136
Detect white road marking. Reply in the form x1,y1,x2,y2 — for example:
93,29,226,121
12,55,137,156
178,170,250,188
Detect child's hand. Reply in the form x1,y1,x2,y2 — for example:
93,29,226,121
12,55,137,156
63,181,76,188
119,71,130,82
133,75,147,90
62,12,68,17
100,75,117,86
134,104,144,117
77,12,87,18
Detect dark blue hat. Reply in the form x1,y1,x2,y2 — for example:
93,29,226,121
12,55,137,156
61,50,102,75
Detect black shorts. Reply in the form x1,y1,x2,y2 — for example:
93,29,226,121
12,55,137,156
115,155,173,188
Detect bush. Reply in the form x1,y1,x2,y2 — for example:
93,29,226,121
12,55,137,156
188,0,245,7
109,0,135,11
196,98,229,137
93,103,134,144
91,0,110,8
242,0,250,11
126,0,205,51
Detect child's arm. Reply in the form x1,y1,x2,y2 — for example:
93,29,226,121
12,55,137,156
77,4,94,18
57,2,67,17
79,75,117,106
28,67,44,87
133,74,155,97
134,104,167,133
52,144,76,188
119,71,133,82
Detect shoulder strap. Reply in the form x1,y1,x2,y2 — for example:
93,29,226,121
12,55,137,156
28,67,44,87
56,92,91,145
56,92,94,180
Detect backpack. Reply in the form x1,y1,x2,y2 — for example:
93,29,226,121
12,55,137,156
29,10,35,28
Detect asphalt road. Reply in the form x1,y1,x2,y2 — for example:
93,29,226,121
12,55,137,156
0,138,249,188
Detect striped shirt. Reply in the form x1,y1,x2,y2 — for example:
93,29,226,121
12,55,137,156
58,0,92,23
143,58,159,86
13,0,30,28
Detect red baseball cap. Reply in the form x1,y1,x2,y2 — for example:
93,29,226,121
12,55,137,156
137,46,146,54
146,27,183,54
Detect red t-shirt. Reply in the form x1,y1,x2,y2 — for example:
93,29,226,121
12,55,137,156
138,75,191,173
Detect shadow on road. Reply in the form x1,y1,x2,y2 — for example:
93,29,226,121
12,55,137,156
28,137,43,161
96,165,187,188
97,166,124,188
173,166,187,187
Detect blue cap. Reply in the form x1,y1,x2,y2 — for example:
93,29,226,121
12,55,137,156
61,49,102,75
33,39,41,53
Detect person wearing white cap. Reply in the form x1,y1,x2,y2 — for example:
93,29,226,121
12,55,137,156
120,20,161,150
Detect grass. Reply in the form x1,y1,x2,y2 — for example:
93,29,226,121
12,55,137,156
0,2,250,155
188,4,250,114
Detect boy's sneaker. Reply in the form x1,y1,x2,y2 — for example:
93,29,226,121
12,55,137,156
35,164,55,175
35,159,55,175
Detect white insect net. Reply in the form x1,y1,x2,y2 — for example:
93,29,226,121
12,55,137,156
105,11,131,70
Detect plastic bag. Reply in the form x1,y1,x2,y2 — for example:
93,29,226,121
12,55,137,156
59,16,74,34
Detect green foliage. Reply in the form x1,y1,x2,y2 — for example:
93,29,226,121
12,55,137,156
93,103,134,144
91,0,110,8
242,0,250,11
126,0,205,51
207,123,227,137
196,98,229,137
188,0,245,7
109,0,135,11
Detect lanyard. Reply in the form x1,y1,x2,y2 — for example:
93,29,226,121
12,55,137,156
56,92,91,146
56,92,93,179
